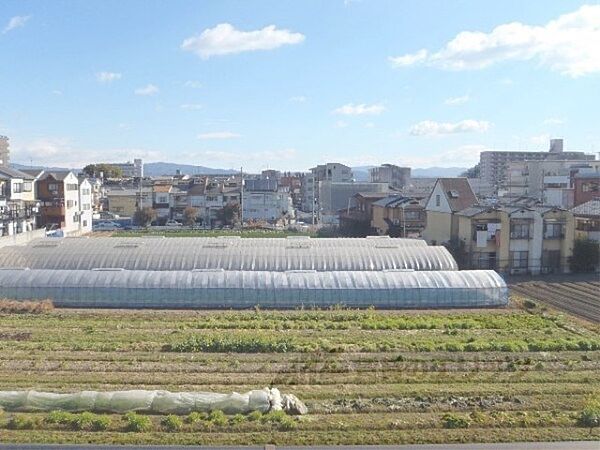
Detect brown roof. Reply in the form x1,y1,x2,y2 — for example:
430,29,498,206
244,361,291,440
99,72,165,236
435,178,478,212
153,184,172,193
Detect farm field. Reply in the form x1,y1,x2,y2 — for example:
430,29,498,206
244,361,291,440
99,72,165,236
0,302,599,445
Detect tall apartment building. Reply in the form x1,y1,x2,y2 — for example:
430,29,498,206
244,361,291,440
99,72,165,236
369,164,410,189
503,159,600,208
479,139,595,190
104,159,143,178
301,163,353,212
0,136,9,168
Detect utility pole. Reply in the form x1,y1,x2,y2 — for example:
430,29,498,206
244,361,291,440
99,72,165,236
240,167,244,229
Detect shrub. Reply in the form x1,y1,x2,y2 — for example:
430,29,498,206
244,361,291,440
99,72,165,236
208,410,227,426
123,412,152,432
161,414,183,432
91,415,112,431
7,415,36,430
579,396,600,428
0,299,54,314
442,413,470,429
186,411,207,424
230,413,246,425
46,410,76,425
569,239,600,273
165,335,296,353
247,410,262,421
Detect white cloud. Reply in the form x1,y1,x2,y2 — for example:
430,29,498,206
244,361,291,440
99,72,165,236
410,119,491,136
333,103,386,115
543,117,565,125
197,131,241,140
389,4,600,77
2,15,30,34
180,104,203,110
289,95,307,103
183,80,202,88
444,94,470,106
389,49,428,67
134,84,159,96
181,23,305,59
96,72,122,83
9,137,163,168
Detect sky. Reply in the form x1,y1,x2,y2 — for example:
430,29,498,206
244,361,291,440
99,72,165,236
0,0,599,172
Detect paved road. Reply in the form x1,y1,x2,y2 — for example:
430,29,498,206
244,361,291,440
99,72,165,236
0,442,598,450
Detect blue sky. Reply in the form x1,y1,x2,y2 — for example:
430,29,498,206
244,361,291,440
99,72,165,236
1,0,599,171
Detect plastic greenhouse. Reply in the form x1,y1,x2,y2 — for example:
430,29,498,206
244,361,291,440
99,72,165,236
0,237,457,272
0,268,508,309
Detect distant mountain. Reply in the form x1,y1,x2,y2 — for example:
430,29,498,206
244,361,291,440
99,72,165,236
411,167,467,178
144,162,238,176
12,163,74,172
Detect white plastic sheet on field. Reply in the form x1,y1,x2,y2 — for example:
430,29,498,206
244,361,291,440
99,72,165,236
0,388,307,415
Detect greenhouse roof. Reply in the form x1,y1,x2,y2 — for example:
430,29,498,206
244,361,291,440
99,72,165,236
0,237,457,272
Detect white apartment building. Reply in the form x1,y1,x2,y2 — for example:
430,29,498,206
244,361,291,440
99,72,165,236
369,164,410,189
78,179,93,232
301,163,353,212
479,139,595,190
503,159,600,208
243,179,294,223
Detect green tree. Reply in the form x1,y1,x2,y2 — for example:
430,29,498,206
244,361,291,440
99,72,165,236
569,238,600,273
82,164,123,179
216,202,240,226
460,164,481,179
182,207,199,226
133,207,157,227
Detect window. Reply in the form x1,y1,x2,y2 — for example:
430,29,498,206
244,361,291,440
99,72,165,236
67,183,78,191
66,200,75,208
404,210,420,220
81,188,90,195
48,183,58,191
472,252,496,269
510,222,530,239
544,222,564,239
83,220,88,227
83,204,91,211
435,194,440,207
23,182,32,192
12,183,23,193
582,181,599,192
510,251,528,269
542,250,560,270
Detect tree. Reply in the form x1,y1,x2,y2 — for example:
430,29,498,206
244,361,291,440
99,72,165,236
182,207,199,227
444,237,469,269
460,164,480,179
81,164,123,179
569,239,600,273
133,207,157,227
216,202,240,226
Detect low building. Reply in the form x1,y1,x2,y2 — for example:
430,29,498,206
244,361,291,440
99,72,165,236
571,198,600,242
106,186,152,217
422,178,478,245
371,195,426,237
37,170,85,234
573,172,600,207
455,205,574,275
338,192,389,235
318,181,389,218
0,167,39,236
243,179,294,223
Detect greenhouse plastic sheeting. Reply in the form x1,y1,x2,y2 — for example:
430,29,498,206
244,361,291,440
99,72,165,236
0,237,456,272
0,388,308,415
0,269,507,309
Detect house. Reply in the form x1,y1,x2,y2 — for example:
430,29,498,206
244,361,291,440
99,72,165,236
152,183,172,220
106,186,152,217
243,179,294,223
0,166,39,236
455,205,574,275
422,178,478,245
371,195,426,237
187,177,241,226
571,198,600,242
339,192,389,233
36,170,84,234
78,179,93,233
573,172,600,207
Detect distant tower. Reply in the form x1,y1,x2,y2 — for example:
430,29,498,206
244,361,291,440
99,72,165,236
0,136,9,167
